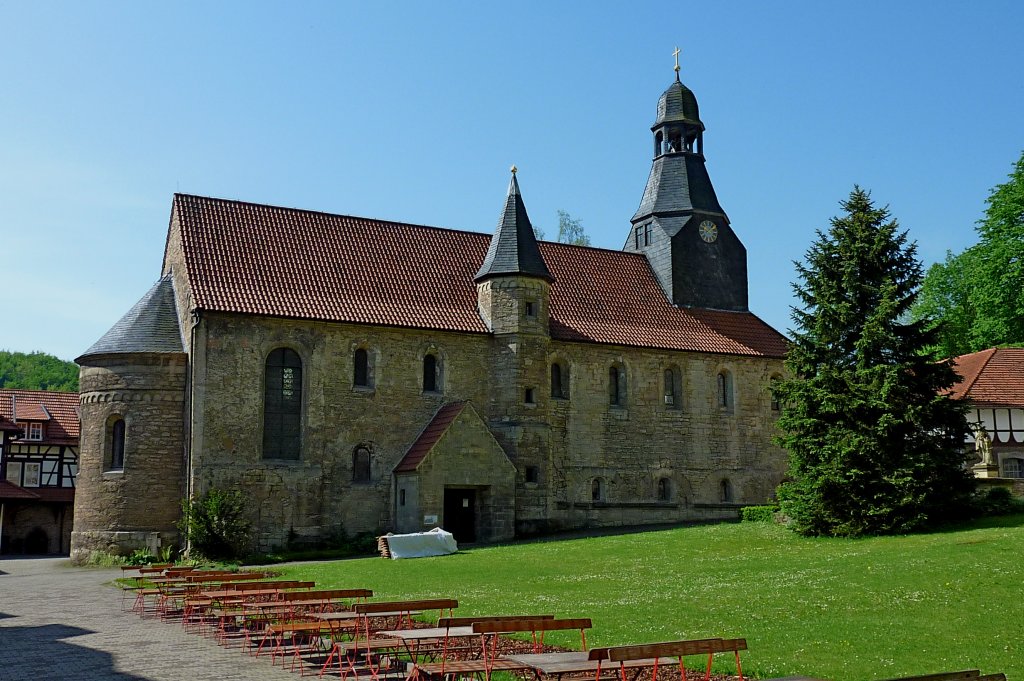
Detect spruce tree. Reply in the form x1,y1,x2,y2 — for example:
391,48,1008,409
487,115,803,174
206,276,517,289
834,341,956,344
775,187,975,536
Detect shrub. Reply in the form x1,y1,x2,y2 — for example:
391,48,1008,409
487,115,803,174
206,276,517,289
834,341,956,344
178,488,252,560
125,548,157,566
974,486,1024,517
741,505,778,523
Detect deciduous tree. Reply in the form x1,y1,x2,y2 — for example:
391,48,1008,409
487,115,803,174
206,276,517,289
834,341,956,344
914,150,1024,356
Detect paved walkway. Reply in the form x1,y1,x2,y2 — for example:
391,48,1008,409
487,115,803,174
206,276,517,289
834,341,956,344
0,557,299,680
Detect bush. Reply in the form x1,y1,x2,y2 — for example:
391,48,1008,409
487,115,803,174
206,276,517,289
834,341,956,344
124,548,157,566
178,488,252,560
974,486,1024,517
741,505,778,523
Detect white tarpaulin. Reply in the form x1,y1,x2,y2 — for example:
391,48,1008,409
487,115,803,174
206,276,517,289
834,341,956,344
385,527,459,559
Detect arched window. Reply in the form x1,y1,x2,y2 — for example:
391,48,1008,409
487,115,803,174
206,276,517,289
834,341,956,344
720,478,733,503
664,366,681,409
591,477,605,502
423,353,439,393
769,375,782,411
108,418,126,470
717,370,733,412
353,445,371,483
657,477,672,502
264,348,302,460
551,362,568,399
609,365,626,406
354,348,369,387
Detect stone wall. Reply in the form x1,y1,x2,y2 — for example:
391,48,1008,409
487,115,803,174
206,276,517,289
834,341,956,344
190,313,495,550
71,353,187,562
189,309,786,549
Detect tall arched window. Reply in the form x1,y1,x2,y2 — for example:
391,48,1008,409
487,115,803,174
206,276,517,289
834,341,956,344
551,362,568,399
769,374,782,411
591,477,605,502
717,370,733,412
609,365,625,406
354,348,369,387
109,418,126,470
664,365,681,409
264,348,303,460
353,445,371,483
423,353,439,393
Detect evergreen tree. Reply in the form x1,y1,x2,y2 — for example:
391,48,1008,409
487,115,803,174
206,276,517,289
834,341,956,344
775,187,974,537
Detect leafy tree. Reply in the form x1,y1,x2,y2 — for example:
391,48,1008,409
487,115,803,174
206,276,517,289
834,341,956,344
556,210,591,246
774,187,974,537
914,150,1024,356
0,350,79,391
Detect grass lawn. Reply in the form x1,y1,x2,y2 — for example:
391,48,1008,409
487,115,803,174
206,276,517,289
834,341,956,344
273,516,1023,681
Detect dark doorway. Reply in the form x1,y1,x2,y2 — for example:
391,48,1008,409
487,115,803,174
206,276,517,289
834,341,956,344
25,527,49,555
443,488,476,543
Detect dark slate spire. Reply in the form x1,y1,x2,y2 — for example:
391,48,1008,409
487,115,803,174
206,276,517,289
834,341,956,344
475,168,552,283
76,275,184,362
625,61,748,313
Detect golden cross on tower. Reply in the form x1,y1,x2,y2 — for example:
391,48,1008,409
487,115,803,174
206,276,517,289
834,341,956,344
673,47,681,74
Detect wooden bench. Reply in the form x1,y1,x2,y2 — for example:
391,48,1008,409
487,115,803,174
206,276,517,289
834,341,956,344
877,672,1006,681
410,618,592,681
593,637,746,681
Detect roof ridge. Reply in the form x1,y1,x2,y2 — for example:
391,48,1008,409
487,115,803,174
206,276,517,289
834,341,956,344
175,193,492,241
0,388,79,398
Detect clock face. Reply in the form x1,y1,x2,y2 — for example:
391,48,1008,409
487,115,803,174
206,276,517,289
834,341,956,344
698,220,718,243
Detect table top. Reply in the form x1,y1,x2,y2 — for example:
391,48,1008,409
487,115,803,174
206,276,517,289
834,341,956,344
314,610,422,621
200,588,281,599
505,652,678,674
377,626,476,640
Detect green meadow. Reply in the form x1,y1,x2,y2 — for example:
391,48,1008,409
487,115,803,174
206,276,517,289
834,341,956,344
274,516,1023,681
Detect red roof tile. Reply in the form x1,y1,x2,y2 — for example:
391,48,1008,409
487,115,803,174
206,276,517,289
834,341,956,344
0,390,80,441
0,480,41,500
395,402,467,473
172,194,788,357
950,348,1024,408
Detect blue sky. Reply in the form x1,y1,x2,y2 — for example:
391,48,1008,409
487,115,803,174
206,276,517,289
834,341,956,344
2,2,1022,361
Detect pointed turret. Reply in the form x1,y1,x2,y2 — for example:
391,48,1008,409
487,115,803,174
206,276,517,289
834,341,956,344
475,168,552,283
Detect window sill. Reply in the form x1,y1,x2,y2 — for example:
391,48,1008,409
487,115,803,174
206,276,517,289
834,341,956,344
103,470,125,479
352,385,375,396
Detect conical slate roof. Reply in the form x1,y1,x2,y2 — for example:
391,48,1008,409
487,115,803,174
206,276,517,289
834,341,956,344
474,172,552,283
77,275,184,362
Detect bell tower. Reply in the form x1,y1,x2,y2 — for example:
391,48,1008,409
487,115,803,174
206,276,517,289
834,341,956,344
625,49,748,312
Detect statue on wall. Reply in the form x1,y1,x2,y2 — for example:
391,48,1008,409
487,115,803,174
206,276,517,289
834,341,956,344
974,426,996,466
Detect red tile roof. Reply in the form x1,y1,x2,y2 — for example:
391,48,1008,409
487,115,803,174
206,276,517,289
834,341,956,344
395,402,467,473
0,480,41,501
950,348,1024,408
0,416,21,433
172,194,788,358
0,390,80,443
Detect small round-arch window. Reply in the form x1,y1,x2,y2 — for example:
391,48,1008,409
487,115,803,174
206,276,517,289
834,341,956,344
657,477,672,502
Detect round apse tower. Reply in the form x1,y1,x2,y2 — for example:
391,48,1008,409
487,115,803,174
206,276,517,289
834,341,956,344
71,274,188,562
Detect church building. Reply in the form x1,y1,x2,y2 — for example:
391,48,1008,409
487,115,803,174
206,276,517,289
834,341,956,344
71,69,790,560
